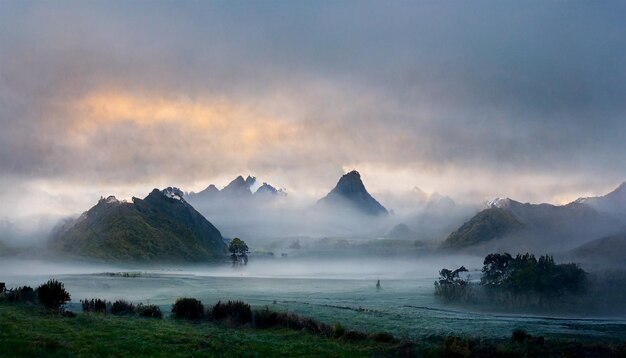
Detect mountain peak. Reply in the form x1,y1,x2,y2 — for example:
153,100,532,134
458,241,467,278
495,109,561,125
318,170,388,216
333,170,367,194
162,187,184,201
98,195,120,205
484,197,512,209
222,175,257,195
254,182,286,197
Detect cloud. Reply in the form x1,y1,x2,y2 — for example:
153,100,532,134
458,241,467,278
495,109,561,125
1,0,626,213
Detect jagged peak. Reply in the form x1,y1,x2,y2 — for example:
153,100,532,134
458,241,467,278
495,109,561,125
484,197,512,209
98,195,120,205
255,182,287,196
222,175,256,194
333,170,367,193
162,187,185,201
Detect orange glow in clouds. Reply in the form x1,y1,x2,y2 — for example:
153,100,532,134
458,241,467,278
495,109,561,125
68,91,298,149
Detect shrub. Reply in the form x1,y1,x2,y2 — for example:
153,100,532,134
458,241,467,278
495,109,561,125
342,330,368,341
5,286,36,304
111,300,135,316
172,298,205,320
369,331,396,343
36,279,71,311
443,336,474,357
330,323,346,338
0,282,5,294
137,304,162,319
211,300,252,324
61,310,76,318
81,298,108,313
511,329,544,346
511,329,530,343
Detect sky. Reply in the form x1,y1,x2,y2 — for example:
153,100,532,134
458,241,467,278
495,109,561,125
1,0,626,218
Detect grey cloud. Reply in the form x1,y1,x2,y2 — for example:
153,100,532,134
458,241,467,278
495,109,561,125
1,0,626,204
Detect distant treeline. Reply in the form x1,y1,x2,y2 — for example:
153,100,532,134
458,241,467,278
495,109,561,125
435,253,593,309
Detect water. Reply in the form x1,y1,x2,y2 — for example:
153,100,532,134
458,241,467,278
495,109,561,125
2,257,625,341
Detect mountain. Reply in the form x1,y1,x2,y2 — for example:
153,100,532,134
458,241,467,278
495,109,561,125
569,233,626,268
442,208,524,249
221,175,256,196
52,188,226,262
386,223,418,240
574,182,626,217
442,193,624,252
254,182,286,199
191,184,220,201
317,170,388,216
187,175,285,202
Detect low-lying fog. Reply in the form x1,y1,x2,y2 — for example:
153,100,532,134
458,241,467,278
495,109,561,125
0,255,483,282
2,256,625,341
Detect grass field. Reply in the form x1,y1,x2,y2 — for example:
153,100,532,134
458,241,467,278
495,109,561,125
3,303,626,357
0,304,403,357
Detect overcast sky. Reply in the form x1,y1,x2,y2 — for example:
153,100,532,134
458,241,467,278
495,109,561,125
1,1,626,217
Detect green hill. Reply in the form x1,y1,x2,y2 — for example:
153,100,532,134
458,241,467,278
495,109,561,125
441,208,524,250
52,188,226,262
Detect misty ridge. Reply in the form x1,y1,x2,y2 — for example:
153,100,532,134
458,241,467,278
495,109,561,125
0,169,624,272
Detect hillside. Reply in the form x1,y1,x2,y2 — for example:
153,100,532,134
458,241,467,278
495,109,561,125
52,188,226,262
570,233,626,267
441,208,524,249
442,191,624,252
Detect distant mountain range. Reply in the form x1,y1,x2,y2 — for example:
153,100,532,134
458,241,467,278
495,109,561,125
52,187,226,262
442,183,626,252
317,170,388,216
187,175,286,203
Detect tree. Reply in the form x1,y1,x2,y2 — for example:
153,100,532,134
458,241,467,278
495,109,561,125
437,266,468,286
481,253,513,286
36,279,71,311
229,238,249,266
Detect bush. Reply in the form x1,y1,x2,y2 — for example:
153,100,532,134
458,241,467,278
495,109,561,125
511,329,544,346
211,300,252,324
511,329,530,343
171,298,204,320
0,282,5,294
369,331,396,343
81,298,108,313
443,336,474,357
137,304,162,319
5,286,36,304
330,323,346,338
111,300,135,316
36,279,71,311
342,330,368,341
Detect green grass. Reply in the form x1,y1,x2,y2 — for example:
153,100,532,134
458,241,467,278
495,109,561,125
0,305,400,357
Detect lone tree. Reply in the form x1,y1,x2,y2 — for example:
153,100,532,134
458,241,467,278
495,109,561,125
36,279,71,311
229,238,249,266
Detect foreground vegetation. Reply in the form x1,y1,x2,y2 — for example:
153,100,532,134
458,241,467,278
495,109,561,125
0,304,403,357
2,279,625,357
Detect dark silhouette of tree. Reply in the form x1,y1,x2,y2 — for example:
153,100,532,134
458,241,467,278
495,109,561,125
229,237,249,266
438,266,468,285
36,279,71,311
481,253,512,286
